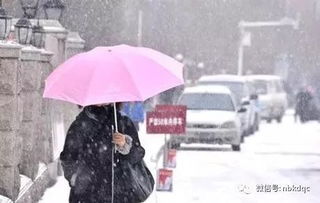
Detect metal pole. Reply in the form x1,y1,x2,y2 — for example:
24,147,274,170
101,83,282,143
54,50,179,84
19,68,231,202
111,103,118,203
237,44,244,76
113,102,119,132
111,143,115,203
138,10,143,46
163,134,167,168
237,26,244,76
237,25,246,76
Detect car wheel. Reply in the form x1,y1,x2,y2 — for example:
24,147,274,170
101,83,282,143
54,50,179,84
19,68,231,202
255,124,259,131
254,114,260,131
243,130,249,137
232,145,241,151
241,135,245,143
276,116,282,123
266,118,272,123
250,126,255,134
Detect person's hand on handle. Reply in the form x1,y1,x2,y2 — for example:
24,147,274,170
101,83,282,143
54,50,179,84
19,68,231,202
113,132,126,148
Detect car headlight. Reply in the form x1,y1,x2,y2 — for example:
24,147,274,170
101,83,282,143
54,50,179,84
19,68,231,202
221,121,236,129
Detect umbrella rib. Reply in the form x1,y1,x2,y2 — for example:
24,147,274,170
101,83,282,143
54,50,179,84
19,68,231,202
83,63,100,106
136,47,184,79
125,50,184,83
123,53,184,99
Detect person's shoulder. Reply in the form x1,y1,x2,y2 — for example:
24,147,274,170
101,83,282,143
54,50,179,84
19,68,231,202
67,110,91,136
71,108,95,128
76,107,91,120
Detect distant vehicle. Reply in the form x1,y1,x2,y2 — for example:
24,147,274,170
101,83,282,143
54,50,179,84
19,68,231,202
246,81,261,131
246,75,288,123
197,74,259,136
169,85,243,151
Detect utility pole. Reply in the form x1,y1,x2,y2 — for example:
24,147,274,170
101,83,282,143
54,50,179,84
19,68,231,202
237,16,300,75
137,9,143,46
237,26,245,76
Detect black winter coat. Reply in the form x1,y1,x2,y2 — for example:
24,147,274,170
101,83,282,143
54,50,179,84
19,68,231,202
60,105,145,203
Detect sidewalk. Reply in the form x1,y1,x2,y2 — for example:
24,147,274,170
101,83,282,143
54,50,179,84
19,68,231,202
39,122,165,203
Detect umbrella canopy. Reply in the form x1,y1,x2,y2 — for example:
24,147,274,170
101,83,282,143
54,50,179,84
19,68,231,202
43,44,184,106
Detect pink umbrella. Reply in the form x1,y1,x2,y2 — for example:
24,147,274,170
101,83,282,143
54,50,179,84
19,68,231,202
44,44,184,106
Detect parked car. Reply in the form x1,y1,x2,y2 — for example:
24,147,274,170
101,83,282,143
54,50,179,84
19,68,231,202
197,74,259,136
246,75,288,123
169,85,244,151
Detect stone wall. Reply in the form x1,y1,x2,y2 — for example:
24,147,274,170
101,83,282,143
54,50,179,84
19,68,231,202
0,19,85,202
19,47,42,181
38,51,55,165
0,43,23,201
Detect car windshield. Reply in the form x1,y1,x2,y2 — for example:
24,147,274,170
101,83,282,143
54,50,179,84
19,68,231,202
197,81,244,105
179,93,235,111
252,80,268,95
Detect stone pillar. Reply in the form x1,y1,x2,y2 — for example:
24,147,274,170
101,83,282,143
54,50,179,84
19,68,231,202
19,47,42,181
0,43,23,201
66,32,85,59
63,32,85,132
38,50,54,165
42,19,68,68
40,20,69,162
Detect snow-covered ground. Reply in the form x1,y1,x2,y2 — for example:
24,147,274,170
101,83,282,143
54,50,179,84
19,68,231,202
39,111,320,203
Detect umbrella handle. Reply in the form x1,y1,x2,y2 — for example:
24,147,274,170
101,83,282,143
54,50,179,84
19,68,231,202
112,102,118,203
111,144,115,203
113,102,119,133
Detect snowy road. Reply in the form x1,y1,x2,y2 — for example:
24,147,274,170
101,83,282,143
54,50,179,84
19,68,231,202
40,111,320,203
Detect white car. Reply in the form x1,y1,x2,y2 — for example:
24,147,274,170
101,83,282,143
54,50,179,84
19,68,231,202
246,75,288,123
197,74,258,136
169,85,243,151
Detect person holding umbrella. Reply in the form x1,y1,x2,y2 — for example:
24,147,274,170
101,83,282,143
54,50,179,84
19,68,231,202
43,44,184,203
60,102,145,202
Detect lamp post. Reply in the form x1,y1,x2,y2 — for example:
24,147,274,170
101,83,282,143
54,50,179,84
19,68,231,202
14,17,33,45
137,9,143,46
237,26,249,76
43,0,65,21
19,0,40,19
0,0,12,40
16,0,45,47
237,15,300,76
32,20,45,48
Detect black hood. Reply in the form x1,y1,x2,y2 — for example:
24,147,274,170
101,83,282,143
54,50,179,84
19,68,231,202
84,105,120,123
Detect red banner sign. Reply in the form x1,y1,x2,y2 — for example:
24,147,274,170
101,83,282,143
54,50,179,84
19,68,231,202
146,105,186,134
156,169,173,192
165,149,177,168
